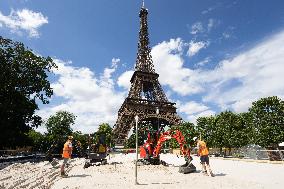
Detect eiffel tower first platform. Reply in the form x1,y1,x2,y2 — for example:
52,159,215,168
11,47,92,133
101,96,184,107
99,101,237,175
113,3,182,145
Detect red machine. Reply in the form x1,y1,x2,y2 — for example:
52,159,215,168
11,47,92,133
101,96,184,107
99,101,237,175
139,129,196,173
140,130,192,164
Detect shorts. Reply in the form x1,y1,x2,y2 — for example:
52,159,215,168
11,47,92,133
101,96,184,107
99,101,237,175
200,155,209,164
62,158,69,165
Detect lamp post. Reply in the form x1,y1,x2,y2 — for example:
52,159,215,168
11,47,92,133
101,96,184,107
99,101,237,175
156,107,159,133
134,115,139,185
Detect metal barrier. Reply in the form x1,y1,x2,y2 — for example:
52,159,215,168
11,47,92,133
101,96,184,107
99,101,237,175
207,148,284,161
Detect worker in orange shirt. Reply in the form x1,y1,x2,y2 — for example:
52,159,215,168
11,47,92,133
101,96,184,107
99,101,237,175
193,137,214,177
61,136,73,177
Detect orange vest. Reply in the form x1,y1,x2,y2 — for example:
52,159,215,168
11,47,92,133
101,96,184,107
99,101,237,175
62,141,72,158
198,140,209,156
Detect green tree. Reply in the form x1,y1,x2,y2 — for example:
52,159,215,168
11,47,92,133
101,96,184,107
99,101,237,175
249,96,284,147
94,123,113,147
196,116,216,147
72,131,88,156
0,37,56,149
26,129,46,152
238,112,253,146
124,127,145,148
170,122,197,148
45,111,76,154
214,111,250,155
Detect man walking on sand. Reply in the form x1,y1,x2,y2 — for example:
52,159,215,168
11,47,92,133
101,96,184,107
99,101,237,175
193,137,214,177
61,136,73,177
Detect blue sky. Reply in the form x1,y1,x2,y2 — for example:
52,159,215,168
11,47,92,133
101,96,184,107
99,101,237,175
1,0,284,133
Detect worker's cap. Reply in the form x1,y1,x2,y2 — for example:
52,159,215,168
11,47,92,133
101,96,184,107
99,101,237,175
193,137,198,141
68,136,73,140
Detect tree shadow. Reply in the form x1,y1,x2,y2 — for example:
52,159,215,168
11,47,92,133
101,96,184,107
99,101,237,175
136,182,174,185
151,182,174,185
187,170,226,176
68,174,91,178
213,173,226,177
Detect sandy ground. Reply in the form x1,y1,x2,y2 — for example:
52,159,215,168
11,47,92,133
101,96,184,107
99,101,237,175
0,153,283,189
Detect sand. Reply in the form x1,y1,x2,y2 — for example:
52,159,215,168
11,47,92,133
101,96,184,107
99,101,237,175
0,153,283,189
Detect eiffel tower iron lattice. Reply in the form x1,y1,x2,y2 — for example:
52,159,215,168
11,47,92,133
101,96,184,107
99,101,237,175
113,4,182,145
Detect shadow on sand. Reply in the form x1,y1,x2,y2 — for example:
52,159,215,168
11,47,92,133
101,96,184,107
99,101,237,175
136,181,176,185
68,174,91,178
184,170,227,177
213,173,226,177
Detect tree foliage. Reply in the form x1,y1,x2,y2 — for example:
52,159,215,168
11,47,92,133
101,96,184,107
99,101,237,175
26,129,46,152
72,131,88,156
196,116,216,147
46,111,75,137
0,37,56,149
124,126,145,148
170,122,197,148
249,96,284,147
194,96,284,151
93,123,114,147
45,111,75,146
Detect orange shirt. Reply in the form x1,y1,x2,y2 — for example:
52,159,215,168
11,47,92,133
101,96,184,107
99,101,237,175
197,140,209,156
62,141,73,158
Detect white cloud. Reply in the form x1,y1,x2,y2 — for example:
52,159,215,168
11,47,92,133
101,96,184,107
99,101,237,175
100,58,120,88
201,31,284,111
207,18,217,32
222,32,231,39
152,30,284,117
190,19,218,35
151,38,204,96
187,110,216,124
37,58,126,133
195,57,211,67
0,9,48,37
202,7,215,15
117,70,134,89
190,22,204,35
221,26,235,40
177,101,215,124
179,101,210,115
187,40,209,57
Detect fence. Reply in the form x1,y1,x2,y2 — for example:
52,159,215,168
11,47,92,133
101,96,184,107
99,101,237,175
206,147,284,161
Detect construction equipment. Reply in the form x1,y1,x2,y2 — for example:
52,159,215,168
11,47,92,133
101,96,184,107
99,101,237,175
139,129,196,173
84,134,108,168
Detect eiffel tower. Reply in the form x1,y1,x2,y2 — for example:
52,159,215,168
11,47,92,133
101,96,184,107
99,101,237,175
113,2,182,145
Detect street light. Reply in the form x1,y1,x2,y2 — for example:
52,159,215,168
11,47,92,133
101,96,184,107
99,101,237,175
134,115,139,185
156,107,159,133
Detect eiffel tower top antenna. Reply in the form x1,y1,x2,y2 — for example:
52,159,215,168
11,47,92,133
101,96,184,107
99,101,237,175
135,0,155,73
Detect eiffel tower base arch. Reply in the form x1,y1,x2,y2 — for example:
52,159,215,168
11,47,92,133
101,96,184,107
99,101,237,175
113,98,182,145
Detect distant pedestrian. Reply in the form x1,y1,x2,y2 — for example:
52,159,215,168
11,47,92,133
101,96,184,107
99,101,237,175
61,136,73,177
193,137,214,177
76,140,82,157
